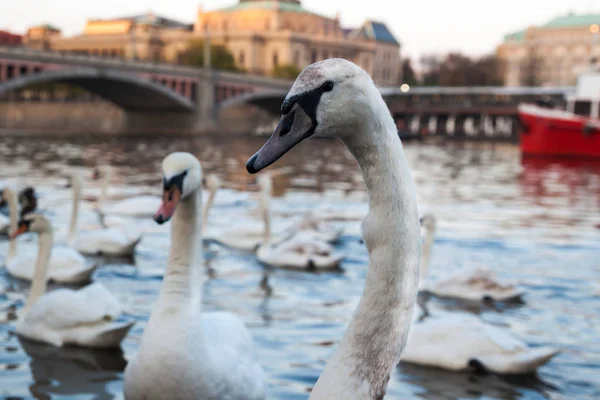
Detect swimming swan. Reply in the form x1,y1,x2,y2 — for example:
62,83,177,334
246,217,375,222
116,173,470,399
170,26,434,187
246,59,421,399
255,176,344,270
123,153,266,400
2,187,95,284
11,214,133,348
401,313,559,374
68,174,141,257
418,214,524,302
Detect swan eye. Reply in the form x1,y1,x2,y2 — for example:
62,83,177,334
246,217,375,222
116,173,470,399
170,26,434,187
321,81,334,92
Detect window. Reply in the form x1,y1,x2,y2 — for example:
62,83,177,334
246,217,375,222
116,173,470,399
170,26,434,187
293,50,300,65
311,50,318,63
273,51,279,67
239,50,245,66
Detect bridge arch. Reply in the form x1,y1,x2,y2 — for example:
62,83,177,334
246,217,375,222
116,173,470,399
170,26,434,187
218,90,288,115
0,68,195,112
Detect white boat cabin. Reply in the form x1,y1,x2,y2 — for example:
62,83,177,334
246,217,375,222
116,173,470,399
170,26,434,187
566,68,600,119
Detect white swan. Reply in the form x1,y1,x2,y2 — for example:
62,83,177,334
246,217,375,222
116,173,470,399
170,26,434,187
401,313,559,374
124,153,266,400
246,59,421,399
68,174,141,257
419,214,524,302
256,177,344,270
11,214,134,348
2,187,96,284
93,166,161,218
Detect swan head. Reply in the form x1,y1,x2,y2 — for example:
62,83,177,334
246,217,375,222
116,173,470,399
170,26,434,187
247,58,377,174
11,214,51,238
155,152,202,225
203,174,221,191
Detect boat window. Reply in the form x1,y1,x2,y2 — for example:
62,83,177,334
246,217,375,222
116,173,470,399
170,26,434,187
574,101,591,117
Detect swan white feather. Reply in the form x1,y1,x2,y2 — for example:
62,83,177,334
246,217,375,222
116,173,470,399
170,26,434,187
124,152,266,400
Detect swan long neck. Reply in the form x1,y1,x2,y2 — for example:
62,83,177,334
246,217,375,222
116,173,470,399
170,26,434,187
201,186,217,232
24,231,53,314
312,95,421,398
99,167,111,206
420,224,435,282
260,184,272,245
4,189,18,261
67,176,81,244
157,189,203,309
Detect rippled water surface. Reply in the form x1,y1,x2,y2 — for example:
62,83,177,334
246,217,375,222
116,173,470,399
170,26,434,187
0,136,599,399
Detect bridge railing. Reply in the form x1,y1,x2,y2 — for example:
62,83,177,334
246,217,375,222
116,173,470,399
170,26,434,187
0,45,292,89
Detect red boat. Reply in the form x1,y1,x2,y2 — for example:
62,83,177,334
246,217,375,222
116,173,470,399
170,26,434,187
518,70,600,158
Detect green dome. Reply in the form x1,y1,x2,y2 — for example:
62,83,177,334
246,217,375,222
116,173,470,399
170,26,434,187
542,13,600,29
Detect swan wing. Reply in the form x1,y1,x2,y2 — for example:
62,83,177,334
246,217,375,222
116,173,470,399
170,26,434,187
24,283,123,330
203,312,267,400
72,228,141,255
103,196,161,217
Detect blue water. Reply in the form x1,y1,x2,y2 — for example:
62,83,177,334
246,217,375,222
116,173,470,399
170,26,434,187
0,137,598,399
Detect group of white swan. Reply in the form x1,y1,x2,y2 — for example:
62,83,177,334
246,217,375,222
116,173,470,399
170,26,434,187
0,59,561,399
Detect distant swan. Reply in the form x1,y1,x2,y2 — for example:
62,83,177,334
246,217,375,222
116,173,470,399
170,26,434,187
68,174,141,257
11,214,133,348
95,167,161,218
246,59,421,399
124,153,266,400
2,187,95,284
419,214,524,302
256,176,344,270
401,313,559,374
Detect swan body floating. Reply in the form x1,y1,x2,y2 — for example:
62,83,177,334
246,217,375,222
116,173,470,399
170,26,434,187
94,166,161,218
255,176,344,270
68,175,141,257
246,59,421,399
401,313,559,374
124,153,266,400
419,214,524,302
2,188,95,284
11,214,133,348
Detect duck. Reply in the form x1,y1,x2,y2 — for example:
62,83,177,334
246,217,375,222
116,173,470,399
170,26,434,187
11,213,134,348
2,187,96,284
246,59,421,399
95,166,161,218
401,313,559,374
124,152,266,400
255,177,344,270
68,174,141,257
418,214,524,302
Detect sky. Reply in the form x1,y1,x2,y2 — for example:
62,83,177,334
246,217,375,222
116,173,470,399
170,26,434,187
3,0,600,60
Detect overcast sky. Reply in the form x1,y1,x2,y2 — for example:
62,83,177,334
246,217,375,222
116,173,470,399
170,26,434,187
3,0,600,59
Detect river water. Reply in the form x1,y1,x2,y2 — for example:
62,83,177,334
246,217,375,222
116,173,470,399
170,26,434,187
0,136,598,399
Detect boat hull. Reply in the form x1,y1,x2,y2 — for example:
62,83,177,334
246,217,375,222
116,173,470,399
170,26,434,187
518,104,600,158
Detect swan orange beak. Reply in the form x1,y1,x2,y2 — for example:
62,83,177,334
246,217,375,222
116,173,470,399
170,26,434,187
10,222,29,239
154,186,182,225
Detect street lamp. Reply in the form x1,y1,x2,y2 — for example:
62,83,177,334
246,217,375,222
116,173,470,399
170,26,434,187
400,83,410,93
590,24,599,34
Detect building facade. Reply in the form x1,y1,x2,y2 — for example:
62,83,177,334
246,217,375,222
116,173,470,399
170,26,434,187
498,13,600,86
195,0,402,85
0,30,23,46
22,0,402,86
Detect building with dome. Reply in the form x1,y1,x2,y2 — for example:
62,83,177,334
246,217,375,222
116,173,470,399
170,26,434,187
194,0,402,85
22,0,402,86
497,13,600,86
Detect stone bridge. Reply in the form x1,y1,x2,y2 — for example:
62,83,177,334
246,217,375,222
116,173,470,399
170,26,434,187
0,46,291,134
0,46,575,139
